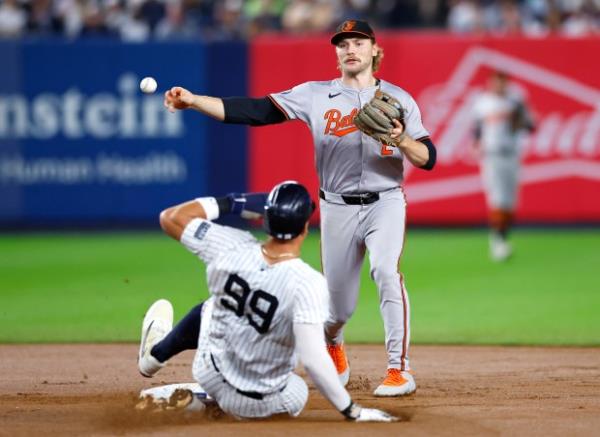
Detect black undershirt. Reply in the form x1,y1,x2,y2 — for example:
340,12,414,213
222,96,436,170
223,96,286,126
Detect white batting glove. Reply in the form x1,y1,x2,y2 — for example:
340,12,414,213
341,402,398,422
355,407,397,422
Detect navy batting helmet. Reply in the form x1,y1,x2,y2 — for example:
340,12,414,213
264,181,316,240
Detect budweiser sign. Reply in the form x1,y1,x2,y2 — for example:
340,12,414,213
405,46,600,205
249,34,600,223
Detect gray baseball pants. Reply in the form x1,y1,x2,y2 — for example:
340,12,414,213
320,187,411,370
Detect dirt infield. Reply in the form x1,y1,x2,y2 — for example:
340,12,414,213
1,344,598,436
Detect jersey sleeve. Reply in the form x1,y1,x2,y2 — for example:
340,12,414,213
268,82,313,123
180,218,257,264
403,94,430,140
293,270,329,324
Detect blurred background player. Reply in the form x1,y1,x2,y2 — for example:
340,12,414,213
472,70,535,261
161,19,436,397
137,181,395,422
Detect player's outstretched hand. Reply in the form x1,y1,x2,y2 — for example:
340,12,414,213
355,407,398,422
164,87,195,113
343,402,398,422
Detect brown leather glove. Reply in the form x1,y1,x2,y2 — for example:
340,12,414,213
353,90,405,147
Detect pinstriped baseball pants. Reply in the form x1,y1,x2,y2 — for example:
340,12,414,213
192,298,308,419
192,350,308,418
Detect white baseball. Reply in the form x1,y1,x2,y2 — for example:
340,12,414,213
140,77,158,94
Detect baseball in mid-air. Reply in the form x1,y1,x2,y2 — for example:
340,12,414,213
140,77,158,94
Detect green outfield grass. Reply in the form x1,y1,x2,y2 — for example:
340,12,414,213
1,229,599,345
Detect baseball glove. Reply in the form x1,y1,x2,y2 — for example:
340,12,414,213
353,90,405,147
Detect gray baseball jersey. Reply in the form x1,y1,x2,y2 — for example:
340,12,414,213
472,89,529,154
179,217,328,414
473,89,530,209
269,79,429,371
270,79,430,194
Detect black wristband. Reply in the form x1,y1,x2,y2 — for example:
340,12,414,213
417,137,437,170
340,401,360,420
215,197,232,215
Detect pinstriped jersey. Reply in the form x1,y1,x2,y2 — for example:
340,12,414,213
180,218,329,394
269,79,429,194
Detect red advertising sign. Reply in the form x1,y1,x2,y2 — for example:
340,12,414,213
249,33,600,224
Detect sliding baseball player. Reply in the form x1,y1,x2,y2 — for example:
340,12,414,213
138,181,396,421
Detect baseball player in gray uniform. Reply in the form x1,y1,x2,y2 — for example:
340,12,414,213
472,70,534,261
162,20,436,396
138,181,395,421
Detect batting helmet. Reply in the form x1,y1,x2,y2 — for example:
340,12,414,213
264,181,316,240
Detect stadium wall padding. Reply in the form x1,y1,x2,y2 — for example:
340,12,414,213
0,40,247,227
248,34,600,224
1,34,599,227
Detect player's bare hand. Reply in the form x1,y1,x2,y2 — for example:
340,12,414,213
390,119,406,140
164,87,195,113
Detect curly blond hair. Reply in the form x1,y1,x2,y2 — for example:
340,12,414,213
372,45,384,73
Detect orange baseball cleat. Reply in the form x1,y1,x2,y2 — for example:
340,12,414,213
373,368,416,397
326,342,350,386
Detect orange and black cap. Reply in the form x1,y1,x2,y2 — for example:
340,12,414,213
331,20,375,45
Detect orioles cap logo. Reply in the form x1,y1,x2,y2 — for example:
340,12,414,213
341,20,356,32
